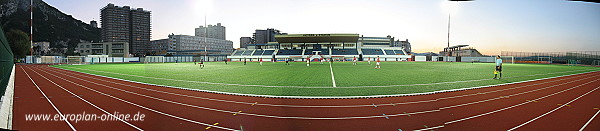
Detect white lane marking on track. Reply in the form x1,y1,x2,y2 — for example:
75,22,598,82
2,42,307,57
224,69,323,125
38,66,439,119
413,125,444,131
28,66,240,131
413,78,600,131
439,75,599,110
446,79,599,125
507,85,600,131
46,67,595,108
329,61,337,87
580,109,600,131
25,66,142,131
59,66,599,88
20,66,77,131
46,66,596,108
45,65,593,119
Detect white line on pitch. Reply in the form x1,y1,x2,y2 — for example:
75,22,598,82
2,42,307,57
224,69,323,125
45,67,596,108
329,62,337,87
26,66,142,131
508,85,600,131
21,66,76,131
580,108,600,131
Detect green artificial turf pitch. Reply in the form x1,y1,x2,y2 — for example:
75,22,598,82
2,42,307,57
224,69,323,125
51,62,600,96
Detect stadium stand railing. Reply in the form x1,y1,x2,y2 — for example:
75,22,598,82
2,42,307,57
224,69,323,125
252,50,264,56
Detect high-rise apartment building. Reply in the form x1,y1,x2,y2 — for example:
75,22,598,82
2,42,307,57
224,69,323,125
239,37,252,48
100,3,151,56
195,23,226,40
253,28,284,44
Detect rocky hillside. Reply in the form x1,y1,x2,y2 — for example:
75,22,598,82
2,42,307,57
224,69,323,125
0,0,100,49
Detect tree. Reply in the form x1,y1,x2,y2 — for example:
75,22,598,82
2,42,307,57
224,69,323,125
6,29,30,58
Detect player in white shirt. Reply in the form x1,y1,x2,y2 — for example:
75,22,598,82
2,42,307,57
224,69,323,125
493,56,503,79
375,56,381,69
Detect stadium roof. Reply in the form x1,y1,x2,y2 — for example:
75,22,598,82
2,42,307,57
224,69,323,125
275,34,359,43
444,45,469,49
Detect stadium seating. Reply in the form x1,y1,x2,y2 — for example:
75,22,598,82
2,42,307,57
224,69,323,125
394,50,405,55
331,49,358,55
242,50,254,56
361,49,384,55
277,49,303,55
262,50,275,55
233,50,244,56
252,50,264,56
384,50,395,55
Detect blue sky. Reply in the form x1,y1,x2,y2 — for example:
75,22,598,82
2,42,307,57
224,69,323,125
43,0,600,55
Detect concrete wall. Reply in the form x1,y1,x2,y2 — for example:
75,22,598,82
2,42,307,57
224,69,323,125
0,65,15,129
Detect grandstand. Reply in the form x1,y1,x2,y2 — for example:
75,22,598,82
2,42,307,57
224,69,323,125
228,33,411,61
362,49,385,55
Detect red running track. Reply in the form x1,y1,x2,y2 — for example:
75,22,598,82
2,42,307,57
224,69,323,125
12,64,600,130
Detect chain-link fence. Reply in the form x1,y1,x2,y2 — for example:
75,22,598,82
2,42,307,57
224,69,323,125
501,51,600,65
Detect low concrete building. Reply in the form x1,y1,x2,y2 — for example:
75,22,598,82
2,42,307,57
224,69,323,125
76,42,130,57
32,42,50,55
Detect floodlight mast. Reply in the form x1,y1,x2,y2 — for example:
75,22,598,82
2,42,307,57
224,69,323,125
30,0,33,59
447,10,450,62
204,14,207,61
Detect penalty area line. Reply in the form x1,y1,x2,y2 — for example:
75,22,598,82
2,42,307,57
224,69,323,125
329,62,337,87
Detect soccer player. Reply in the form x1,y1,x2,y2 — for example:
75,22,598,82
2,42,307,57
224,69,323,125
244,57,247,65
320,57,324,64
224,59,228,64
259,58,263,66
353,56,357,65
199,59,205,69
193,59,197,65
493,55,503,79
286,58,290,65
306,58,310,66
375,56,381,69
368,57,371,65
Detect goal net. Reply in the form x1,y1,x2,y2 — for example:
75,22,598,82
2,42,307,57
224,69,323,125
145,56,165,64
592,60,600,66
66,56,86,65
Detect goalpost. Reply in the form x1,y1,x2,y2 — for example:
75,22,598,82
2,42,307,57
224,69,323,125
66,56,86,65
501,56,515,64
145,56,165,64
538,56,552,64
592,60,600,66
